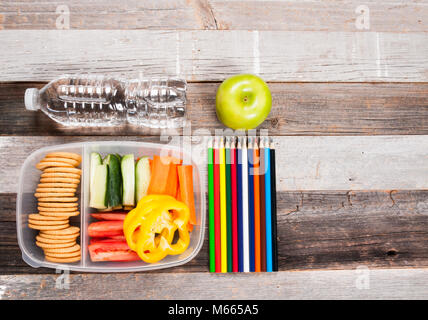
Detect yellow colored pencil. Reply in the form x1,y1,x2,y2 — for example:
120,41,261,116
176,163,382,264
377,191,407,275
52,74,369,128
219,137,227,273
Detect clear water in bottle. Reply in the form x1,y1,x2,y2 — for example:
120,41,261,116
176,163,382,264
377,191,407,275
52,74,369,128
25,75,187,128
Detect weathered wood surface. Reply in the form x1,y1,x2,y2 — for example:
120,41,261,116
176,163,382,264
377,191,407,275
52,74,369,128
1,190,428,275
1,30,427,82
1,135,427,193
1,0,428,300
1,82,428,136
2,268,428,299
1,0,427,32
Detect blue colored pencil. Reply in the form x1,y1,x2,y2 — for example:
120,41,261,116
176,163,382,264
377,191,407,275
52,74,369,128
247,138,255,272
264,139,273,272
237,139,244,272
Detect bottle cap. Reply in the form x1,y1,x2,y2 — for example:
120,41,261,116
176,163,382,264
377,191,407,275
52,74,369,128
25,88,40,111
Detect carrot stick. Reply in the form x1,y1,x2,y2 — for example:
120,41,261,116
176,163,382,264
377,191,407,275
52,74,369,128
164,163,178,197
148,155,178,196
177,165,196,225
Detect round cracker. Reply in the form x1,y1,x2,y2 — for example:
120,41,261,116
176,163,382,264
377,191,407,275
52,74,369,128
45,250,81,258
41,172,80,179
38,202,77,208
38,232,79,240
44,167,82,175
36,241,76,249
40,177,80,184
45,152,82,162
45,255,81,263
38,197,78,203
40,157,79,167
41,226,80,235
36,187,77,193
44,244,80,253
36,162,74,170
35,192,75,198
28,219,69,226
38,182,78,189
38,206,78,212
29,214,69,221
39,211,80,217
36,235,76,244
28,223,69,231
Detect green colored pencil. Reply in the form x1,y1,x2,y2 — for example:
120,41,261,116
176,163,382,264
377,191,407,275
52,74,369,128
225,137,233,272
208,138,215,273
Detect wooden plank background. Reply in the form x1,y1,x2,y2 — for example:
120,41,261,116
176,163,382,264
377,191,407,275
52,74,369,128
1,136,427,193
0,0,427,299
1,0,426,32
2,268,428,299
0,30,427,82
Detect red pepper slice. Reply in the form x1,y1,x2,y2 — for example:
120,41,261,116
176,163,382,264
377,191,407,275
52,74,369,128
88,241,140,262
90,236,126,244
88,221,124,238
91,213,127,221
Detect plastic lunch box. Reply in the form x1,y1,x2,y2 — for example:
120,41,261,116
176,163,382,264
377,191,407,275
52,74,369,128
16,141,206,272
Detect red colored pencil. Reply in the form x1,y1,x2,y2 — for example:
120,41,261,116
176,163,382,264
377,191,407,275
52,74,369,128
230,138,238,272
213,138,221,272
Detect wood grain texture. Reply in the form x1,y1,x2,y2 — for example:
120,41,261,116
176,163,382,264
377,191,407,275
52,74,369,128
1,191,427,274
1,82,427,136
0,0,215,30
0,30,427,82
210,0,428,32
1,0,426,32
2,268,428,300
1,135,427,193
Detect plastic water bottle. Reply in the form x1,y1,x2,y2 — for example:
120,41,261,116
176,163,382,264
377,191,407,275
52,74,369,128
24,75,187,128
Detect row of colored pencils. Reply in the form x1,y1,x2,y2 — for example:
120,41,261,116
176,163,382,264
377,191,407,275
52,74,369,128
208,136,278,273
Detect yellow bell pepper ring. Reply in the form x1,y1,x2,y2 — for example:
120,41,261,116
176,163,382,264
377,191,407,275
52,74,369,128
123,195,192,263
123,195,175,230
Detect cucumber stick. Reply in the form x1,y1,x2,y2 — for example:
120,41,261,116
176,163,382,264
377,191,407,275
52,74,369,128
89,163,108,209
90,152,102,193
104,154,122,208
135,157,151,202
121,154,135,207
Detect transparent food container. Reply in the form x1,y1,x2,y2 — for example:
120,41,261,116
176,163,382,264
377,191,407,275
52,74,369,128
16,141,205,272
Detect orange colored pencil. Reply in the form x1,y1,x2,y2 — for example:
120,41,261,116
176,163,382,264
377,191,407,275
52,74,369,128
253,139,261,272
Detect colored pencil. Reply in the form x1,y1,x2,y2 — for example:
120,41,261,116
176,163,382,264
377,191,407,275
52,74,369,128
253,138,261,272
213,138,221,273
264,138,273,272
248,138,255,272
270,139,278,272
230,138,238,272
242,138,250,272
225,138,233,272
237,139,244,272
208,138,215,273
219,137,227,273
259,138,267,272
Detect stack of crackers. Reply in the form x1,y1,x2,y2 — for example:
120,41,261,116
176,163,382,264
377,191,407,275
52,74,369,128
28,151,82,263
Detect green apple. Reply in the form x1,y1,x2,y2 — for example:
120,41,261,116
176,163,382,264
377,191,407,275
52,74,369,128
216,74,272,130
